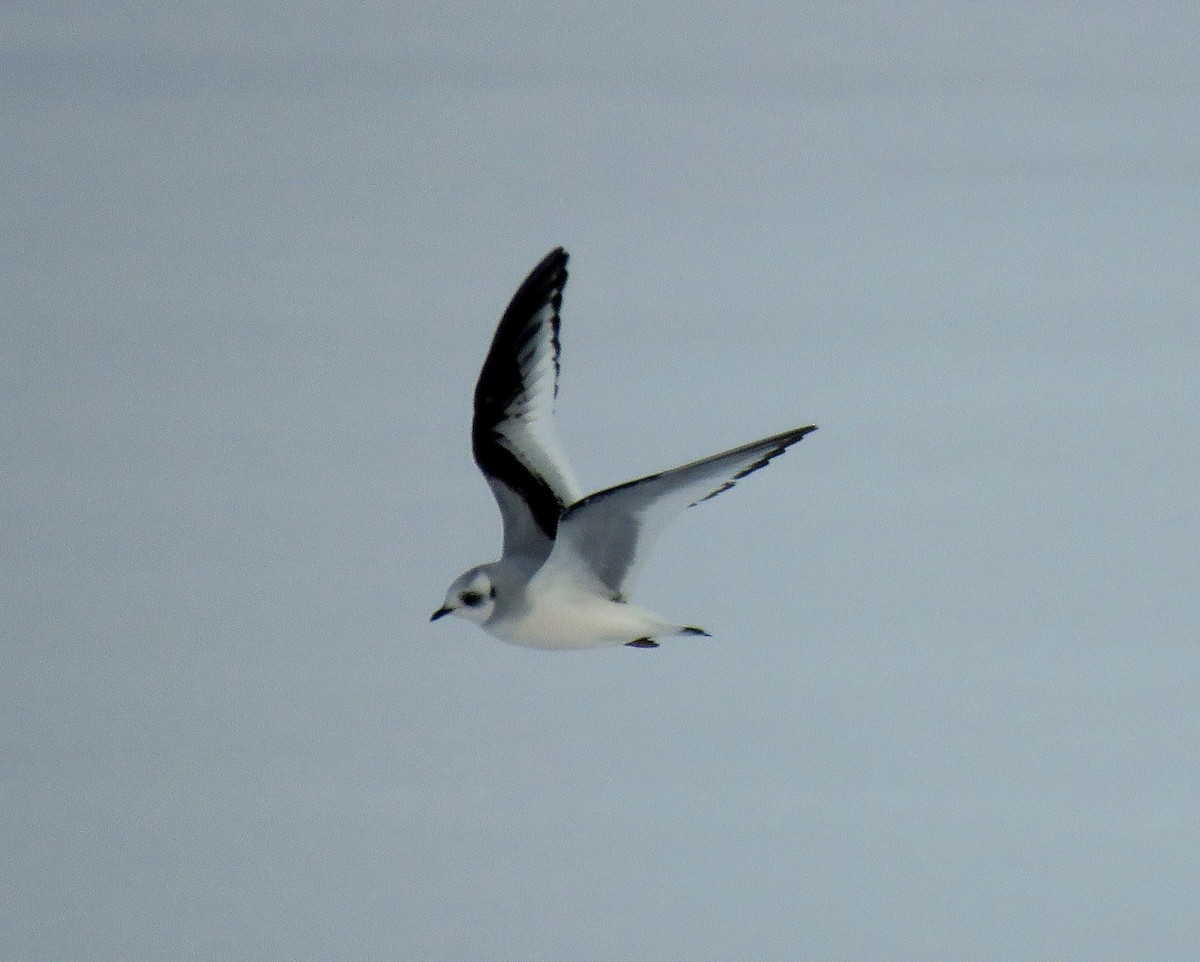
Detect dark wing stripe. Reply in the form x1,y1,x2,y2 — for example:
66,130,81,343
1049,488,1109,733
472,247,571,541
693,425,818,504
476,444,564,542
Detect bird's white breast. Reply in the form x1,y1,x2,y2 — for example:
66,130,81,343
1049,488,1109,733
488,588,665,651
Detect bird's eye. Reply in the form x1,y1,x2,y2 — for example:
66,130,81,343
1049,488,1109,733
461,591,484,607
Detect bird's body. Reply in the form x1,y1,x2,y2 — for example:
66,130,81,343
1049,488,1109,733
431,248,816,650
492,566,681,650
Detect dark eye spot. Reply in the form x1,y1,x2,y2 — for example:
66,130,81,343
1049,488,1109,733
461,591,484,607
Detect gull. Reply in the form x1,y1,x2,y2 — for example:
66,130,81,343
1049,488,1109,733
431,248,816,650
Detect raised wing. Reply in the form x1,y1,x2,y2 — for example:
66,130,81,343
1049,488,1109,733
533,425,816,598
473,247,582,562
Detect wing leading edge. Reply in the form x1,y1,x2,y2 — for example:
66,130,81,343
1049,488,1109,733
472,248,582,562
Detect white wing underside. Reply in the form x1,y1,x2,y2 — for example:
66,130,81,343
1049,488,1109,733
532,426,816,599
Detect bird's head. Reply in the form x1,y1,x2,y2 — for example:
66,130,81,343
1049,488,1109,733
431,566,497,626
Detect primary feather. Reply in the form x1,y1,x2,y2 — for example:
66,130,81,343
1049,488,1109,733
472,247,581,562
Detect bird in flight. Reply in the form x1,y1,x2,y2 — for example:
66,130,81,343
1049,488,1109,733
431,248,816,650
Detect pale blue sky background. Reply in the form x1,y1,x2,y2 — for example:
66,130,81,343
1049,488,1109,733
5,4,1200,960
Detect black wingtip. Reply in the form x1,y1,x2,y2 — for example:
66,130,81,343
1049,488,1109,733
527,247,569,283
626,638,660,648
681,626,711,637
494,248,570,328
692,425,818,506
781,424,818,445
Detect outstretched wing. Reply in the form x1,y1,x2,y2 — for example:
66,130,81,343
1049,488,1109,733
473,247,582,562
533,425,816,598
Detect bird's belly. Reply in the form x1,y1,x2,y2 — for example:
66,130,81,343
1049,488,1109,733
488,594,662,650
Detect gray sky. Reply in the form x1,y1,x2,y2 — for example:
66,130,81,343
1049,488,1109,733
5,4,1200,960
